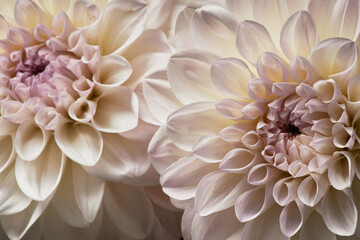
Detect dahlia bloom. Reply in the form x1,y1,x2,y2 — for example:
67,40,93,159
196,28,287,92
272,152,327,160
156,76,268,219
146,0,360,239
0,0,182,239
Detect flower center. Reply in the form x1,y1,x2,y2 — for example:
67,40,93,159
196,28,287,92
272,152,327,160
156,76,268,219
282,123,301,137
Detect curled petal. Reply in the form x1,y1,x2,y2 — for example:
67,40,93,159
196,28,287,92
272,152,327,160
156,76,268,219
1,100,32,124
73,0,100,27
279,201,303,237
220,148,262,173
280,11,318,59
247,163,282,185
14,0,49,29
332,123,356,149
193,134,232,163
92,87,139,133
313,79,344,104
247,78,274,102
72,76,95,98
68,98,96,123
241,130,264,150
55,122,103,166
15,121,50,161
257,52,291,83
298,174,329,207
215,99,247,120
290,56,323,84
328,151,355,190
35,107,65,131
321,187,357,236
273,177,302,206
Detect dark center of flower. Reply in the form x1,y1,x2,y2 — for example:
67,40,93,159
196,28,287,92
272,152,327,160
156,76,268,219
18,57,49,76
282,123,301,138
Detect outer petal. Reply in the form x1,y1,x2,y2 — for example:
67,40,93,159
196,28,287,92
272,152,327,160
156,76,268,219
321,187,357,236
15,137,66,201
103,182,155,239
280,11,318,60
55,122,103,166
39,0,71,16
193,134,233,163
84,133,150,181
14,0,50,29
167,102,235,151
92,86,139,133
168,49,227,104
0,135,15,172
299,210,336,240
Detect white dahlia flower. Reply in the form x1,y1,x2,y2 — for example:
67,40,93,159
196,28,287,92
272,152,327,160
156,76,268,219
145,0,360,239
0,0,182,239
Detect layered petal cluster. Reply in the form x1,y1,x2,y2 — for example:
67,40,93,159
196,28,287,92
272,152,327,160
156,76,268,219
0,0,181,239
146,0,360,239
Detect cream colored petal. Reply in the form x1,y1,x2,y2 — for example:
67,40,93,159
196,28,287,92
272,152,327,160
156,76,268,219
15,137,66,201
308,0,337,40
309,38,358,92
236,20,277,64
226,0,253,22
71,163,104,225
133,82,160,125
167,102,235,151
15,121,50,161
0,117,17,136
256,52,291,83
160,155,218,201
92,86,139,133
0,135,15,172
97,0,147,55
289,56,323,84
148,125,187,174
273,177,302,206
1,196,52,240
84,133,150,181
34,107,65,131
279,201,304,237
68,98,96,123
195,171,250,216
2,100,32,124
14,0,50,29
73,0,100,27
321,187,357,236
143,77,183,123
193,134,232,163
332,123,356,149
191,208,245,240
280,11,318,60
299,210,336,240
0,168,31,215
298,174,329,207
55,122,103,166
220,148,262,173
191,5,239,57
103,182,155,239
313,79,343,104
247,78,274,102
211,57,252,98
235,186,274,222
39,0,71,16
168,49,226,104
92,55,132,88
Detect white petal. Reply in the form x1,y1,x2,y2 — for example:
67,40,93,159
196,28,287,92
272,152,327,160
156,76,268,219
280,201,303,237
134,83,160,125
321,187,357,236
280,11,318,59
211,57,252,98
247,163,282,185
226,0,253,22
167,102,235,151
143,77,183,123
39,0,71,16
298,174,329,207
0,167,31,215
193,134,232,163
220,148,262,173
160,155,218,201
328,151,355,190
195,171,250,216
1,196,52,240
181,201,196,240
92,86,139,133
168,49,226,104
236,20,277,64
15,121,50,161
15,137,66,201
73,0,100,27
84,133,150,181
273,177,302,206
215,99,247,120
0,135,15,172
103,182,155,239
55,122,103,166
299,210,336,240
97,0,147,55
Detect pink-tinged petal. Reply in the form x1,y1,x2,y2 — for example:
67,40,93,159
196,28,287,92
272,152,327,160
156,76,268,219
143,77,183,123
0,168,31,215
92,55,132,88
168,49,227,104
235,186,274,222
299,210,336,240
240,205,289,240
160,155,218,201
92,87,139,133
43,205,102,240
273,177,302,206
195,171,250,216
298,174,329,207
220,148,262,173
167,102,235,151
181,201,196,240
84,133,150,181
15,137,66,201
191,5,239,57
191,208,245,240
148,125,187,174
215,99,248,120
247,163,282,185
193,134,233,164
309,38,358,92
55,122,103,166
312,79,343,104
280,201,304,237
321,187,357,236
236,20,277,64
211,58,252,98
14,0,50,29
15,121,50,161
1,195,52,240
253,0,307,47
0,135,15,172
280,11,318,60
96,0,147,55
103,182,155,239
308,0,337,40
